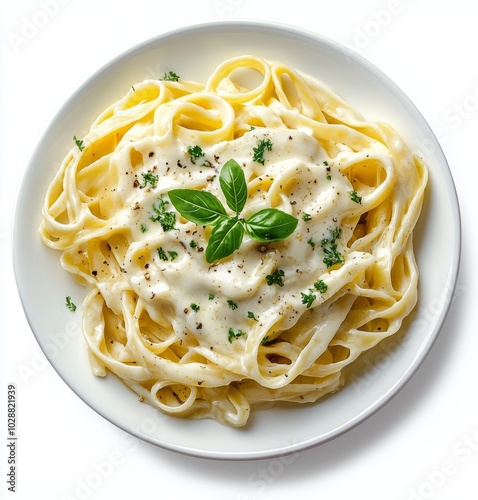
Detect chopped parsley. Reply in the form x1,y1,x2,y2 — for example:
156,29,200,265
167,250,178,261
307,238,316,249
190,303,200,312
324,161,332,180
208,293,215,300
350,190,362,204
161,71,180,82
73,135,85,152
247,311,259,321
140,223,148,233
187,145,205,164
314,279,328,293
140,170,159,189
227,299,238,310
261,335,270,345
150,196,176,231
252,138,273,164
228,328,246,343
157,248,178,262
302,213,312,222
301,291,316,308
301,280,326,309
157,247,168,261
321,227,344,268
266,269,285,287
65,296,77,312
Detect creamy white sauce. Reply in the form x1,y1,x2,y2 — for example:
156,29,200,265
102,127,365,369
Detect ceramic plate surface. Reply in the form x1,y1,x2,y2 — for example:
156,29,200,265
13,21,460,460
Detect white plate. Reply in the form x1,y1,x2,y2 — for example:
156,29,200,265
13,21,461,460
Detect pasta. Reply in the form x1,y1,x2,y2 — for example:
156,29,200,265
40,55,428,427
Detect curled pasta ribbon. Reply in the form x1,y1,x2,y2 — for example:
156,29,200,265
153,92,235,145
205,55,274,104
270,63,327,122
41,80,171,246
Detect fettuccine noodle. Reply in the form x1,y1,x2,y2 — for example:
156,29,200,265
40,56,428,427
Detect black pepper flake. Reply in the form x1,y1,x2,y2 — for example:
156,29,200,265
92,270,98,276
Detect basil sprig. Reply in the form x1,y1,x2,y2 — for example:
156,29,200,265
168,159,298,263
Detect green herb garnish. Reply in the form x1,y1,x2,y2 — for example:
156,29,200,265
168,250,178,261
157,247,168,261
321,227,344,268
73,135,85,152
228,328,247,343
150,196,176,232
252,138,273,165
314,279,328,293
349,190,362,204
157,247,178,261
161,71,180,82
247,311,259,322
190,303,200,312
187,145,205,164
265,269,285,287
65,296,77,312
227,299,238,310
301,291,316,308
168,159,298,263
140,170,159,189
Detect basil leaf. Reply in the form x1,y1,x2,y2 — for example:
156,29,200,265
168,189,227,226
219,159,247,215
205,217,244,263
244,209,298,242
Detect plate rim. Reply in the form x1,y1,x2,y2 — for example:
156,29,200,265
12,20,462,460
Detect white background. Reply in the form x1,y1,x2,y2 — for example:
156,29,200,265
0,1,475,499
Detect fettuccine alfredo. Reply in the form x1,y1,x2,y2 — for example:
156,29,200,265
40,55,428,427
